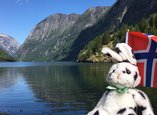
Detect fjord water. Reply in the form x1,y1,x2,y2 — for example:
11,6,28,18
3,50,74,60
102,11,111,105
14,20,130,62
0,62,156,114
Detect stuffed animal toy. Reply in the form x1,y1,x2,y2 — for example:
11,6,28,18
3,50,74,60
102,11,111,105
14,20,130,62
87,43,154,115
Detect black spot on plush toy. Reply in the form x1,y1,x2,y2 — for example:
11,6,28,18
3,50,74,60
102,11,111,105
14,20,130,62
88,43,154,115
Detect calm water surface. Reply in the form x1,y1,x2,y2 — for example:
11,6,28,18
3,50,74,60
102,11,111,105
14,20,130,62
0,62,156,115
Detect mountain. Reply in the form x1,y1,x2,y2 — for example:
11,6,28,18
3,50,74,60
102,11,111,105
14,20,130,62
18,0,157,62
17,13,80,61
66,0,157,61
0,34,20,57
78,1,157,62
17,6,110,61
0,33,20,61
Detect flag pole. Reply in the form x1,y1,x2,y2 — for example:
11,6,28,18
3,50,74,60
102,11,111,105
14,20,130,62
125,29,129,43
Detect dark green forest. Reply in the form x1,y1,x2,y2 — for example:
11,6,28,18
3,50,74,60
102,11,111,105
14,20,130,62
0,50,15,62
78,14,157,62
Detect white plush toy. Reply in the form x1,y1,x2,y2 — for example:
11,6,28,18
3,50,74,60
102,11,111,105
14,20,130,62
88,43,154,115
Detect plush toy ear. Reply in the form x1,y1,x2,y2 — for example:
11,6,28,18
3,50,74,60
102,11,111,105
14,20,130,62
116,43,137,65
102,43,137,65
101,47,123,62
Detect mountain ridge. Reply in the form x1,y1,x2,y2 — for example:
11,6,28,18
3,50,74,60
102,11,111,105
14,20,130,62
17,6,109,61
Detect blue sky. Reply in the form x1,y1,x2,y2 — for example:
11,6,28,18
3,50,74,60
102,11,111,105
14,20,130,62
0,0,116,44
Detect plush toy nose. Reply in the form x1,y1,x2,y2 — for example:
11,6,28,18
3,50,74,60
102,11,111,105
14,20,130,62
117,74,120,80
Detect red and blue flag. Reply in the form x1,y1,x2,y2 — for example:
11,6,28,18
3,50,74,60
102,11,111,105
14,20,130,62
126,32,157,88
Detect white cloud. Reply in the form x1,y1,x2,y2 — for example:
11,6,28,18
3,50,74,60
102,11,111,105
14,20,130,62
16,0,29,5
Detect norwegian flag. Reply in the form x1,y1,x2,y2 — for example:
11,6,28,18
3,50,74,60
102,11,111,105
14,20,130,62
126,32,157,88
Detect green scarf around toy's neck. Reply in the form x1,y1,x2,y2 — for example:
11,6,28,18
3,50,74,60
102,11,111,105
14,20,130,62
106,85,128,94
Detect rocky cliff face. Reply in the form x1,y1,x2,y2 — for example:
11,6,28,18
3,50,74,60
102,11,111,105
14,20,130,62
89,0,157,33
27,13,79,42
122,0,157,24
0,34,20,57
17,6,109,61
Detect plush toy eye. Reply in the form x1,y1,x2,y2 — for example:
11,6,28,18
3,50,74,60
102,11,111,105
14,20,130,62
122,68,131,74
126,68,131,74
